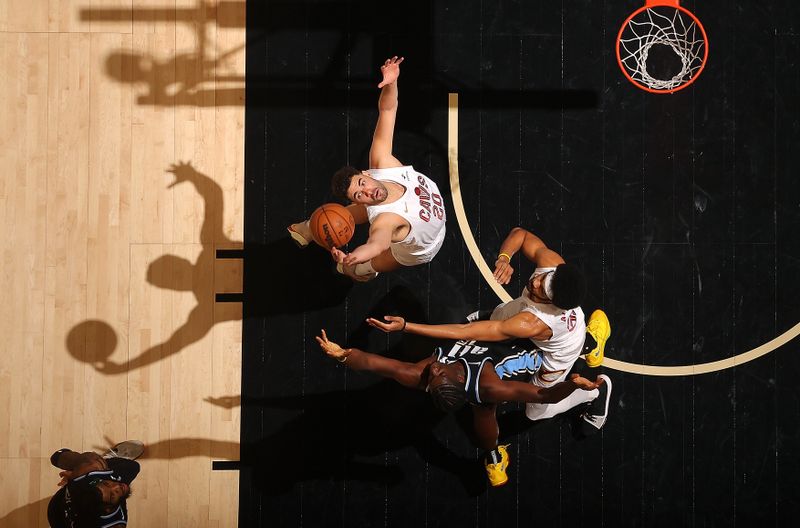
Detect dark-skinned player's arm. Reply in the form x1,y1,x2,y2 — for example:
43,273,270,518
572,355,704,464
481,373,604,405
315,329,432,390
493,227,565,284
50,449,109,487
367,311,551,343
50,449,106,471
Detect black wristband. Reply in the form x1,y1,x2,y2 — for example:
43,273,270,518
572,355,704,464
401,320,407,331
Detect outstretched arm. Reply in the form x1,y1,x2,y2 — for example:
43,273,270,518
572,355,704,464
166,161,226,243
493,227,565,284
483,373,603,404
332,213,402,266
367,312,552,342
316,329,432,389
369,56,405,169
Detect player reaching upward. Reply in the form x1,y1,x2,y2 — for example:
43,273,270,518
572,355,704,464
289,56,446,281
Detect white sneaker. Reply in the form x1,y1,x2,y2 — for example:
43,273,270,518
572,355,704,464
579,375,612,436
287,221,312,248
103,440,145,460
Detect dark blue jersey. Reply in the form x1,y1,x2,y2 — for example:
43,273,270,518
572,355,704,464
435,340,543,404
47,453,139,528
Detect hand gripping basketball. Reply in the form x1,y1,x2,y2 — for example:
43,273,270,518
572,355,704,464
309,203,355,250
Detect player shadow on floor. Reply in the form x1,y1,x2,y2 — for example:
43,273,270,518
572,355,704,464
65,162,237,374
203,381,487,497
0,497,49,527
343,283,439,361
240,239,352,319
65,162,352,375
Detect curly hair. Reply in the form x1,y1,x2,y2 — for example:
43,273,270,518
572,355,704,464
550,263,587,310
331,166,361,202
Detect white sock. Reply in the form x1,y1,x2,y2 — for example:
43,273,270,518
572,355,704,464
524,388,599,421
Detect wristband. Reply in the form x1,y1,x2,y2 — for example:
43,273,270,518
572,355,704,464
402,320,407,331
337,354,348,363
498,253,511,262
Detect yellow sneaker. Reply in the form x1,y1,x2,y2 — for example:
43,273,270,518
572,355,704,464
585,309,611,367
484,444,510,487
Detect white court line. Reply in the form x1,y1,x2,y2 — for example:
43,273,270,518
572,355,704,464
447,93,800,376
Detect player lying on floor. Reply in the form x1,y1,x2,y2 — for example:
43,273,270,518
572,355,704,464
315,329,605,487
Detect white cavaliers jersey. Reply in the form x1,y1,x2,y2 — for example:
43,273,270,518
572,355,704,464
365,166,446,266
491,267,586,383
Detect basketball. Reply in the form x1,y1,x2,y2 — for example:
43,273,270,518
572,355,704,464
309,203,355,250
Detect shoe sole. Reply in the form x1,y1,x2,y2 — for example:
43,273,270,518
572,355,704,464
106,440,145,460
287,226,311,248
587,374,612,429
585,309,611,367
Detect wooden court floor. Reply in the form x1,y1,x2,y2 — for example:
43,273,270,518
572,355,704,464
239,0,800,526
0,1,245,526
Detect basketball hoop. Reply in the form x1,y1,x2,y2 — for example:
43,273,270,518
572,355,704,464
616,0,708,93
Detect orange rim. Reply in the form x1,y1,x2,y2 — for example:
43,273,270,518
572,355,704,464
616,1,709,94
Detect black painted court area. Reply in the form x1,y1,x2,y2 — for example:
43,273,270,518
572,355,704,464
240,1,800,526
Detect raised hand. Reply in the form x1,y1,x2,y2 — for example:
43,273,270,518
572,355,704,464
493,255,514,284
315,329,349,361
366,315,406,333
378,56,404,88
166,160,197,188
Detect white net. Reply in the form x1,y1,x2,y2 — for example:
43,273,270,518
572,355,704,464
618,7,706,91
